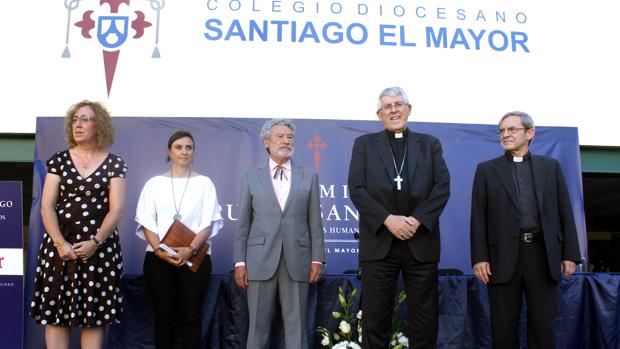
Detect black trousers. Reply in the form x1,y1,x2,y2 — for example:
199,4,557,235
143,252,212,349
361,238,438,349
488,241,558,349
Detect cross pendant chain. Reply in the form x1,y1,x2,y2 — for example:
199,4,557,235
389,145,407,191
394,175,403,191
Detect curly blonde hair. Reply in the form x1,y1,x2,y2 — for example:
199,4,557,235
64,100,115,149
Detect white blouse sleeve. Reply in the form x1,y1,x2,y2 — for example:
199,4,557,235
134,178,159,241
197,177,224,240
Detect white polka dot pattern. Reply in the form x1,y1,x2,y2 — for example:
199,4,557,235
29,150,127,327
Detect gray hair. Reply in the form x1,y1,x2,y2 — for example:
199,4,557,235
499,111,535,129
260,118,296,140
377,87,410,111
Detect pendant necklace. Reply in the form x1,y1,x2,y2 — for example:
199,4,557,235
80,155,88,169
389,145,407,191
171,167,191,220
74,149,91,169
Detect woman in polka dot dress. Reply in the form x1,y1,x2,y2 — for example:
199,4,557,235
30,100,127,349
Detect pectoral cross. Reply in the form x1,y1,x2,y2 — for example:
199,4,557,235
394,175,403,191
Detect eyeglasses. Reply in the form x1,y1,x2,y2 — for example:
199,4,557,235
72,115,94,124
497,127,527,135
379,102,407,112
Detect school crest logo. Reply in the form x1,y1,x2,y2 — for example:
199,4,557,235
61,0,165,95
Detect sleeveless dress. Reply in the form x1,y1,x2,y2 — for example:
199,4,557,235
30,150,127,327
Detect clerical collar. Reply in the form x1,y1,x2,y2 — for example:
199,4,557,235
505,152,530,163
386,128,408,141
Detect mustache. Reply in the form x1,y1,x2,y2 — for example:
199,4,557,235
265,147,295,155
277,147,294,154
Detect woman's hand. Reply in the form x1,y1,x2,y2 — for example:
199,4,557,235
57,242,78,261
73,240,98,262
155,248,183,266
172,247,193,266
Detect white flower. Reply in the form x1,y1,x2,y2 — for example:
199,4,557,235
332,341,349,349
397,333,409,346
321,335,330,346
332,341,362,349
339,320,351,334
356,310,362,320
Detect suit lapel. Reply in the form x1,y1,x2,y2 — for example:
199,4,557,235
283,162,303,213
375,132,397,181
530,154,546,211
492,156,519,210
257,162,281,210
407,131,421,185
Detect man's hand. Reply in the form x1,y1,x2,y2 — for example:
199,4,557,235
384,214,418,240
235,265,249,289
473,261,492,285
561,260,576,278
309,263,323,284
409,217,422,232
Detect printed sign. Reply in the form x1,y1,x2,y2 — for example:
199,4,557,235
0,181,24,349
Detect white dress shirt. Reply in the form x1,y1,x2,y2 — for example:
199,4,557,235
269,158,291,211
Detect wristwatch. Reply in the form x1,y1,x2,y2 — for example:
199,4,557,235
90,236,102,248
190,247,198,257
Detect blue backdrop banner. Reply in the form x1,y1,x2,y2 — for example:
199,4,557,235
26,117,587,276
24,117,587,346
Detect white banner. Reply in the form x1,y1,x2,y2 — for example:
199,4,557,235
0,249,24,276
1,0,619,146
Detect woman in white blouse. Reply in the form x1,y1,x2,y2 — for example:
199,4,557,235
135,131,223,348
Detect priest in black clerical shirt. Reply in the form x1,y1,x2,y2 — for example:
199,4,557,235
470,111,581,348
347,86,451,348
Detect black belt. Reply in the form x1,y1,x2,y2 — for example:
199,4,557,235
520,232,541,243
